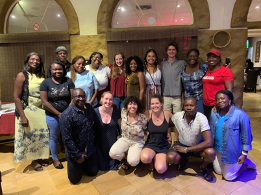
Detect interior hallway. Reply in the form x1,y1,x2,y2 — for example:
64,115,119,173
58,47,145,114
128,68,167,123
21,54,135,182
0,89,261,195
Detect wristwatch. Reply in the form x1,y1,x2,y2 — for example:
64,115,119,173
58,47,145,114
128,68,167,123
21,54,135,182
184,147,188,153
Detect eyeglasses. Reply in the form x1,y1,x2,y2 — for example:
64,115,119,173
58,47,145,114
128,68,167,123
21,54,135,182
73,95,86,99
93,56,103,61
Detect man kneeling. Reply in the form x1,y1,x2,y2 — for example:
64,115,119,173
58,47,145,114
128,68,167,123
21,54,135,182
60,88,98,184
167,97,215,181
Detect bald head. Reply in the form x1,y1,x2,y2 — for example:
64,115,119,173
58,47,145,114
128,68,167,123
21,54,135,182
184,97,198,116
73,88,85,96
72,88,86,109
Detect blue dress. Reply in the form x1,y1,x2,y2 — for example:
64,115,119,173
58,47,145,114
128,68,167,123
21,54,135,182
93,107,121,171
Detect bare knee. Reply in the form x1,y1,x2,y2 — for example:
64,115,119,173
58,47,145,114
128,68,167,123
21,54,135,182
167,152,181,165
155,164,168,174
141,152,153,164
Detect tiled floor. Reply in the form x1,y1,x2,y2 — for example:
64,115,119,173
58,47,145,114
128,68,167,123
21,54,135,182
1,90,261,195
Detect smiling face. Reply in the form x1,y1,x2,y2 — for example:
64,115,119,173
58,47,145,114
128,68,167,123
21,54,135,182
150,98,163,113
184,98,197,116
129,59,138,72
28,55,40,71
146,51,156,65
167,45,177,58
207,54,220,67
91,54,102,66
51,63,63,78
127,102,138,114
56,51,67,63
115,54,124,67
216,93,231,110
187,51,199,65
73,58,85,73
72,89,86,109
101,93,113,108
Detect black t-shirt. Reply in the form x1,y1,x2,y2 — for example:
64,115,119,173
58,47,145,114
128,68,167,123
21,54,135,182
40,77,75,116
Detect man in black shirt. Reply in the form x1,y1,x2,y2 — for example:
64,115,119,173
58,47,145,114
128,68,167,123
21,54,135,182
60,88,98,184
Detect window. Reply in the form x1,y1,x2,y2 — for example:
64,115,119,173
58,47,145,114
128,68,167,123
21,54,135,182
7,0,68,33
112,0,193,28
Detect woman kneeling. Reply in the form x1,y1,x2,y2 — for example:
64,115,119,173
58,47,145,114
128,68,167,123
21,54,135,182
109,96,147,170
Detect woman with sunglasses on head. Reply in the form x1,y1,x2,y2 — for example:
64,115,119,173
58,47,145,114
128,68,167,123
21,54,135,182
14,52,49,171
143,49,161,110
40,61,75,169
108,52,126,110
93,91,121,171
67,56,98,107
86,52,111,103
125,56,146,110
210,90,256,181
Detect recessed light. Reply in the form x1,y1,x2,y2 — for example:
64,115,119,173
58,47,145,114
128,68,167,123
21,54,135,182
121,7,125,11
19,0,22,3
116,22,119,24
177,5,180,7
256,6,259,9
11,15,16,18
57,14,60,17
181,18,184,21
175,20,177,22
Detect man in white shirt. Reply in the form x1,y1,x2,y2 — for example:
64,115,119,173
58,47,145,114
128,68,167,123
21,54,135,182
167,97,215,182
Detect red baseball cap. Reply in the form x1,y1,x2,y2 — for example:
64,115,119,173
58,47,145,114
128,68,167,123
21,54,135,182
207,49,221,57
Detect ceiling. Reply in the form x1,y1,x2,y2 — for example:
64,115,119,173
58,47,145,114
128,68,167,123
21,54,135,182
247,0,261,22
8,0,68,33
111,0,192,28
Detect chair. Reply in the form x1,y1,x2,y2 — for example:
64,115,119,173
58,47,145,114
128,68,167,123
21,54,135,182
245,70,260,93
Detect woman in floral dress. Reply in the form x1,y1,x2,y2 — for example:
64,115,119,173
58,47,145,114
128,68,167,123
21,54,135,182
14,52,49,171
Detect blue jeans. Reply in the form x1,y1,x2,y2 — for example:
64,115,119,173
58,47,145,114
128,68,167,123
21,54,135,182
46,115,60,161
113,96,125,110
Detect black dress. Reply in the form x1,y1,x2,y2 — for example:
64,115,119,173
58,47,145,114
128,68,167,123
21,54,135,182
93,107,121,171
144,111,169,153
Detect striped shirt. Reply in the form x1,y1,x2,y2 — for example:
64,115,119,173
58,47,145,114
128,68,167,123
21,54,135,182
172,111,210,146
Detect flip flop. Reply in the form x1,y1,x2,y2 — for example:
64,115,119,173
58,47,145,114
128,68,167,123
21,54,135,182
31,160,43,171
201,168,213,182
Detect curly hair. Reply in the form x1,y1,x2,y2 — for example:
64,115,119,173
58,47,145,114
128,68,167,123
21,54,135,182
112,52,126,79
125,56,144,75
23,52,45,78
123,96,142,114
70,56,86,83
86,52,103,65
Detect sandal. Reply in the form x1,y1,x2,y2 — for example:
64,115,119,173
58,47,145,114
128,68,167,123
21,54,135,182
31,160,43,171
121,159,130,171
201,168,213,182
177,157,188,171
38,159,49,167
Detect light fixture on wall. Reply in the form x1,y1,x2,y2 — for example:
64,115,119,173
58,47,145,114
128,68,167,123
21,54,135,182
148,17,156,25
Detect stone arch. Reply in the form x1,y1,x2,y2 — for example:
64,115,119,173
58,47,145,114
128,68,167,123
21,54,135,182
0,0,80,35
97,0,210,33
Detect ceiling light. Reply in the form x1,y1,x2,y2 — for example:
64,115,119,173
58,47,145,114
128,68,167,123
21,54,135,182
11,15,16,18
19,0,22,3
121,7,125,11
181,18,184,21
57,14,60,17
116,22,119,24
175,20,177,22
177,5,180,7
256,6,259,9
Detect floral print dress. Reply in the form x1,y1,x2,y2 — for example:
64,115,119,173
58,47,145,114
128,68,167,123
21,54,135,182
14,73,49,162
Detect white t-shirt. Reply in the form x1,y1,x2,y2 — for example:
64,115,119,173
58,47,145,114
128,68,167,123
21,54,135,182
85,64,111,91
172,111,210,146
144,66,161,85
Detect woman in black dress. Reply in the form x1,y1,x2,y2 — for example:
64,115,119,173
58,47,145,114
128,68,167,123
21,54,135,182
94,91,121,170
140,94,173,174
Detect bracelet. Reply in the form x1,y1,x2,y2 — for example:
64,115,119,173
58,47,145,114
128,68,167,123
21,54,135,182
242,151,248,156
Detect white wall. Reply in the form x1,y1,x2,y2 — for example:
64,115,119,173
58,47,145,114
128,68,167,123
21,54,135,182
250,37,261,67
70,0,102,35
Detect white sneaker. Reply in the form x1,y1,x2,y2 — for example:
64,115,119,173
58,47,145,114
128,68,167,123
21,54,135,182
245,158,256,170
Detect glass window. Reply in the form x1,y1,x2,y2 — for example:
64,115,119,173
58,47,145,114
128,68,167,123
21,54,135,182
7,0,68,33
247,0,261,22
112,0,193,28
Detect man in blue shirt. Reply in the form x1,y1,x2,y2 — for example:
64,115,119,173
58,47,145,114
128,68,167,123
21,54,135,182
60,88,98,184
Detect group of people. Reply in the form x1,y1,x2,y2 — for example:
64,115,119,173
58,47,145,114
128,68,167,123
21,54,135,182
14,43,255,185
